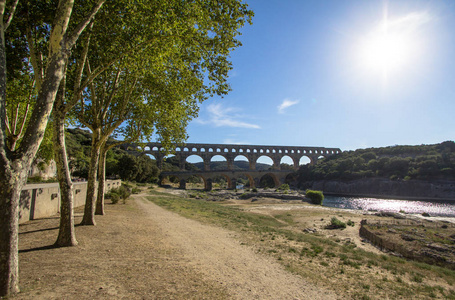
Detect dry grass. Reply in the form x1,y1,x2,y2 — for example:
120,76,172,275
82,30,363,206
148,188,455,299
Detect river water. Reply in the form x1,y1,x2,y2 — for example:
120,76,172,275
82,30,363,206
323,196,455,217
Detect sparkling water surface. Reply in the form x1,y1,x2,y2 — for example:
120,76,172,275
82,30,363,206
323,196,455,217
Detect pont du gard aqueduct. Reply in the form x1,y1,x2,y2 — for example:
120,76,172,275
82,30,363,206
123,143,341,191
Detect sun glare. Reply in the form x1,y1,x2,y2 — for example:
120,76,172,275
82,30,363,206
358,11,430,77
362,31,409,73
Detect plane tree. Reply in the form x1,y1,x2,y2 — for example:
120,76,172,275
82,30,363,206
0,0,106,296
69,0,253,225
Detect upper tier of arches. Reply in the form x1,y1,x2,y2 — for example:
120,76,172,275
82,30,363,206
123,142,341,171
135,142,341,156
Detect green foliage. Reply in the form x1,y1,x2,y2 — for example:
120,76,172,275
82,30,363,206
326,217,346,229
65,128,160,182
106,185,132,204
298,141,455,184
306,190,324,205
276,183,290,192
346,220,355,227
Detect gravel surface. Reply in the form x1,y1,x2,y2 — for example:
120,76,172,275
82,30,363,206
12,192,337,299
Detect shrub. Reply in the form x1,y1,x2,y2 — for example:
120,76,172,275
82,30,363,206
110,193,120,204
106,185,131,204
240,193,249,199
326,217,346,229
276,183,290,192
306,190,324,205
123,182,133,189
27,175,43,183
252,187,258,193
132,187,141,194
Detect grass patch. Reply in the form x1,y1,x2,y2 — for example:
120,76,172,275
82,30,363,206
146,189,455,299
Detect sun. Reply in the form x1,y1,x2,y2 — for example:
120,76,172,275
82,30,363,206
358,11,430,77
361,31,409,73
360,21,411,74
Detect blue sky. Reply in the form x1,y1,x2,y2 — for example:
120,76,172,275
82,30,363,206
185,0,455,152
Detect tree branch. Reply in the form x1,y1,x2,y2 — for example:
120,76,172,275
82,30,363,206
64,0,105,51
3,0,18,31
101,67,121,120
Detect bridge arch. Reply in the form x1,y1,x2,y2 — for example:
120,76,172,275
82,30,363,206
299,156,312,165
259,173,280,188
255,155,273,170
234,154,250,169
186,155,203,170
243,173,255,189
130,142,341,191
280,155,294,170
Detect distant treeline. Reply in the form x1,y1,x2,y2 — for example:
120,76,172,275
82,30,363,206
67,128,161,183
297,141,455,183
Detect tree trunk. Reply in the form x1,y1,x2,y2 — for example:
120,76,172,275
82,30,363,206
0,0,105,295
0,167,26,296
95,144,107,215
0,11,70,298
52,105,77,246
80,128,101,225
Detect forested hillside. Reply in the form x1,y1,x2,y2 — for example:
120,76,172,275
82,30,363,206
297,141,455,183
66,129,455,187
66,128,161,183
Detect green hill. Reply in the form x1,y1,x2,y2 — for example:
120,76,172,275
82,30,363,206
297,141,455,183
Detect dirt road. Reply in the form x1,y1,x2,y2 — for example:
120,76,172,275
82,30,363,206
14,193,337,299
135,195,337,299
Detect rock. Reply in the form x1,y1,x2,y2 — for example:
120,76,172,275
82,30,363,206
401,234,415,241
419,249,447,262
427,243,450,253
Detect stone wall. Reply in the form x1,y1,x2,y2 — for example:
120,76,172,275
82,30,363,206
359,220,455,269
19,180,122,224
307,178,455,201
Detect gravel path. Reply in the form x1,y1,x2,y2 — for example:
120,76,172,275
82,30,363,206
14,192,337,299
135,195,337,299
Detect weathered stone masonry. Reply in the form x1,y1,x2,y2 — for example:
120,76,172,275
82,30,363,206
124,143,341,190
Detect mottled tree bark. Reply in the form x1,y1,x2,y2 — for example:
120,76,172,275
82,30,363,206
80,129,101,225
0,21,70,299
0,0,105,295
0,167,26,296
95,144,107,215
53,94,77,246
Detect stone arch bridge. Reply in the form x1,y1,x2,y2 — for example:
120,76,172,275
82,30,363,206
123,143,341,190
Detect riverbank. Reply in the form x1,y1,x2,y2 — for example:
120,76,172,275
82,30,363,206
304,178,455,201
12,187,455,299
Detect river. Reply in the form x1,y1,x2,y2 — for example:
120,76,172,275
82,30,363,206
323,196,455,217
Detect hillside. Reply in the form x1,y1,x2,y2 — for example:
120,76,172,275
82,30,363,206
297,141,455,200
297,141,455,183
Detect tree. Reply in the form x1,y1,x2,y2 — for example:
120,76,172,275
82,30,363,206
72,0,253,225
0,1,105,296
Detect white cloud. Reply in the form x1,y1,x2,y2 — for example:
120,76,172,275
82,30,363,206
223,138,250,145
278,98,299,114
199,103,261,129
